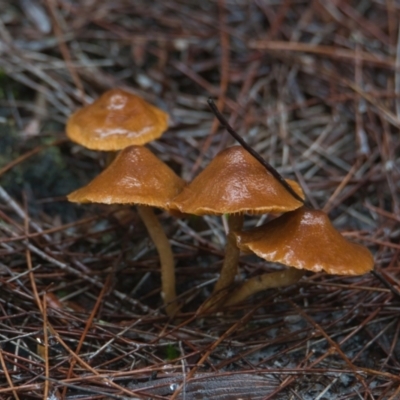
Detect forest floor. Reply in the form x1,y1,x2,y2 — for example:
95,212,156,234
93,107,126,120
0,1,399,399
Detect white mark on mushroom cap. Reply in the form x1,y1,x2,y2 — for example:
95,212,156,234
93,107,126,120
94,126,152,138
119,176,141,188
106,93,128,110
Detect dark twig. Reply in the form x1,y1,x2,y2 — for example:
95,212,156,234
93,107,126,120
207,98,306,204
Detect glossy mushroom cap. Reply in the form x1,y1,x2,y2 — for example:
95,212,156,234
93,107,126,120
68,145,185,209
235,207,374,275
169,146,304,215
66,88,169,151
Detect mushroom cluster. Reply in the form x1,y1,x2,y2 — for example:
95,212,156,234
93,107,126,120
66,90,374,316
169,145,373,310
200,102,374,308
169,145,305,309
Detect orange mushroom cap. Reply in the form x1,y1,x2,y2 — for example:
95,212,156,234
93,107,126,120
66,89,169,151
235,207,374,275
68,145,185,209
169,146,304,215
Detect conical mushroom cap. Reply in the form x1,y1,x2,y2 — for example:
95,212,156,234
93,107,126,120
235,207,374,275
66,89,169,151
170,146,304,215
68,146,185,209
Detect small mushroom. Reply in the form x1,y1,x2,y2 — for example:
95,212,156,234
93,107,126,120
68,145,186,316
169,146,304,308
66,88,168,151
224,207,374,306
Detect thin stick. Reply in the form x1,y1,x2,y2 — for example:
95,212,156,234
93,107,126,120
42,294,49,400
207,98,305,204
0,350,20,400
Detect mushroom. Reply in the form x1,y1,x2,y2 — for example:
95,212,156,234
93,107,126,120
68,145,186,316
169,145,304,308
224,207,374,306
66,88,169,151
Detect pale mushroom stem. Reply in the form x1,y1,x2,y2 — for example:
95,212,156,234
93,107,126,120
202,214,244,310
223,268,305,307
136,205,178,316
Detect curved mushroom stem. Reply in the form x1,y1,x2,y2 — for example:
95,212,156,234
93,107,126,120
136,205,178,316
203,214,244,310
223,267,305,307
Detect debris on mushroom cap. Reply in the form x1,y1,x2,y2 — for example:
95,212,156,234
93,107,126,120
66,88,169,151
68,145,185,209
235,207,374,275
169,146,304,215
